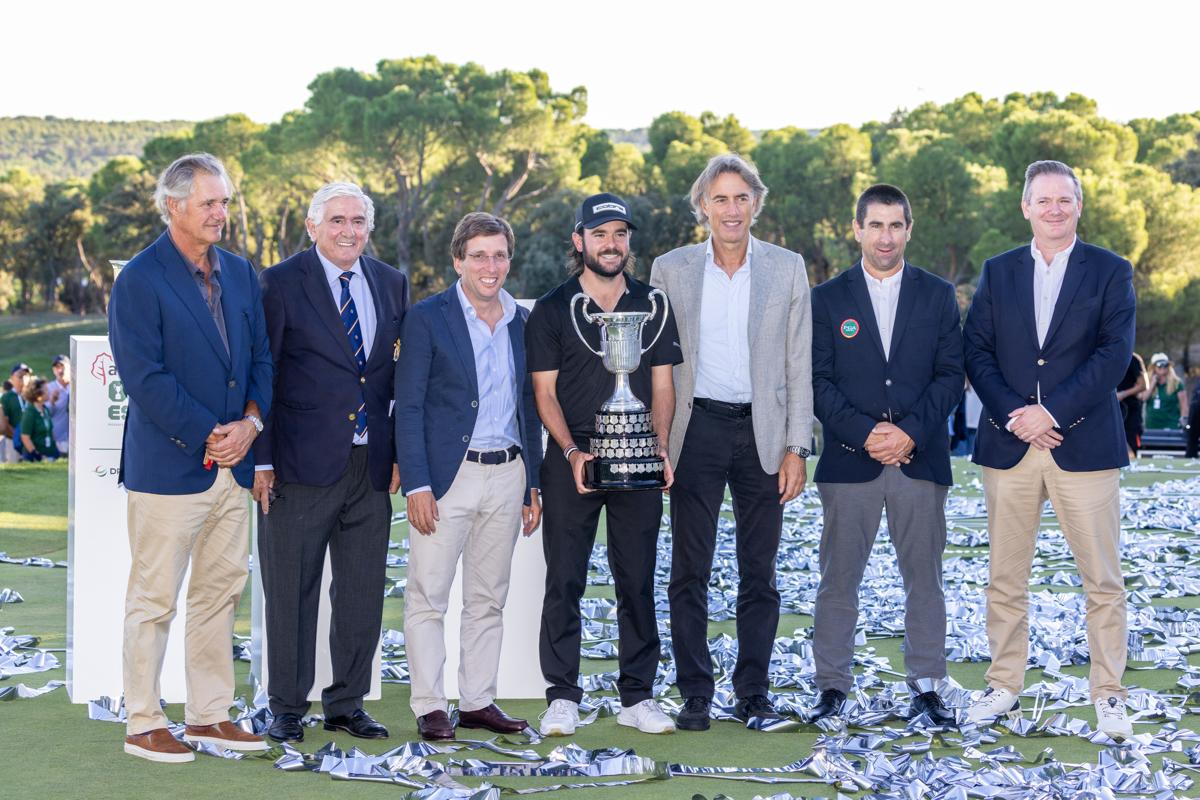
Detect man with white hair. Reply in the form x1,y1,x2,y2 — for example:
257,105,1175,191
109,153,274,762
252,182,409,743
650,154,813,731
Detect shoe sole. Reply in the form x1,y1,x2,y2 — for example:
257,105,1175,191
966,705,1021,726
267,730,303,743
539,725,575,736
675,716,710,731
183,734,270,751
616,716,675,734
322,723,388,739
458,721,528,733
124,742,195,763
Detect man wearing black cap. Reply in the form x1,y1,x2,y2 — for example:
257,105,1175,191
525,192,683,735
1,363,31,463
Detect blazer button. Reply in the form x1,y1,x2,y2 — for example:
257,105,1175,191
227,379,236,388
471,400,479,408
348,413,356,421
1037,358,1046,366
462,435,469,443
359,376,366,384
884,379,892,386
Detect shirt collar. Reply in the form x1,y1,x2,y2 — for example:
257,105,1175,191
166,231,221,277
861,263,903,288
704,237,752,271
1030,236,1077,269
456,279,516,324
316,247,363,286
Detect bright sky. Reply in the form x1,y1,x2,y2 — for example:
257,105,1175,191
10,0,1198,130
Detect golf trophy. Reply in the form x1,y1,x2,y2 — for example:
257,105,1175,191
569,289,670,490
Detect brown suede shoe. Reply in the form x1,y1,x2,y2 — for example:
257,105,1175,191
458,703,529,734
416,710,455,741
124,728,195,763
184,720,270,751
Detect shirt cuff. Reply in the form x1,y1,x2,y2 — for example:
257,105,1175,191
405,485,432,497
255,464,273,472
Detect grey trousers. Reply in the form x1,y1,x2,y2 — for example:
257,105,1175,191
814,467,948,693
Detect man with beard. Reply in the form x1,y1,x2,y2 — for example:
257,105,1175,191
525,193,682,735
805,184,962,726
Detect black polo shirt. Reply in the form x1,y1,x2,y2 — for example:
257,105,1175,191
526,274,682,441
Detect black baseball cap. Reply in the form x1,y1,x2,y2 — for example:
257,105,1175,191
10,362,29,376
51,354,69,366
575,193,636,232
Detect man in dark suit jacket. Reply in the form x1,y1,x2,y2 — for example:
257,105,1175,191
109,153,273,762
252,182,409,743
395,212,543,741
807,184,963,726
963,160,1136,740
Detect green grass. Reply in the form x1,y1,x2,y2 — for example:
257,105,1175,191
2,411,1200,795
0,311,108,378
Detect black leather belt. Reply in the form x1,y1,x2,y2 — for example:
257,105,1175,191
466,444,521,465
694,397,752,418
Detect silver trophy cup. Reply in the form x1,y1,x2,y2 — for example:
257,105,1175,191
569,289,669,489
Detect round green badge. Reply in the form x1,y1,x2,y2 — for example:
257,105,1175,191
840,319,859,338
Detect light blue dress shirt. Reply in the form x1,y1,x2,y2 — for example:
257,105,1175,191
457,280,521,450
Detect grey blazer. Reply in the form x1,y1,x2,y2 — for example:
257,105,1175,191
650,236,814,474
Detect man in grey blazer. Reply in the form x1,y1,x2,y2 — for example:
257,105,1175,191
650,153,814,731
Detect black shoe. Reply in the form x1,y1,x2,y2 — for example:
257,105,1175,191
676,696,711,731
323,709,389,739
733,694,781,722
805,689,846,723
910,691,956,727
267,712,304,743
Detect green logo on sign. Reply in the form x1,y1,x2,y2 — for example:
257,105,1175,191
841,319,859,338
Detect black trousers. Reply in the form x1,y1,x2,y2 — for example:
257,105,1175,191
669,402,783,699
538,442,662,706
257,445,392,717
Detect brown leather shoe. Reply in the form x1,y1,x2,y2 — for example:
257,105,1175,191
184,720,270,751
416,709,455,741
124,728,195,763
458,703,528,734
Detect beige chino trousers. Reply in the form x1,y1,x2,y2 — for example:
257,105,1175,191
405,456,526,717
123,467,250,734
981,446,1126,700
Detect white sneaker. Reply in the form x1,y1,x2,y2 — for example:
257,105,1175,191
539,699,579,736
1094,696,1132,740
965,687,1020,725
617,699,676,734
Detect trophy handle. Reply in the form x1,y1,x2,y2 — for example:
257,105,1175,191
569,293,604,357
641,288,670,355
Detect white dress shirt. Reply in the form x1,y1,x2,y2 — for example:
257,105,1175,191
693,238,753,403
1033,236,1075,347
862,264,903,360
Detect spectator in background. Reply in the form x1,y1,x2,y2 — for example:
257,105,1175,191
47,355,71,456
1,363,31,463
1117,354,1147,459
19,376,60,461
1141,352,1187,430
962,381,982,457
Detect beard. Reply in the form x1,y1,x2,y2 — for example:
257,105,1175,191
582,244,634,278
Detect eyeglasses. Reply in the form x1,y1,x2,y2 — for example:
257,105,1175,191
465,252,511,266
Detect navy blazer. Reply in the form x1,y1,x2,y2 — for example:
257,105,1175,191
394,285,543,503
252,247,409,491
109,231,273,493
963,240,1135,471
812,263,963,486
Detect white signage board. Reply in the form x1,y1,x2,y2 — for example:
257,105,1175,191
67,335,191,703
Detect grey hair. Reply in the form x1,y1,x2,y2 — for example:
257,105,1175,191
307,182,376,240
1022,160,1083,204
154,153,232,225
688,153,769,227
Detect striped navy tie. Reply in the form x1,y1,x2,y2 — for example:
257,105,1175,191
338,272,368,438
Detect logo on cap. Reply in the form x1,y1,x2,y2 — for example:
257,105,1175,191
591,201,627,215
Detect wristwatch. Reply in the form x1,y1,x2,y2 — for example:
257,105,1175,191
244,413,263,434
786,445,810,458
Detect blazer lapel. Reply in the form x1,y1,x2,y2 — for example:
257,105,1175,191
359,256,391,368
508,308,526,382
845,263,887,362
1011,248,1038,348
301,247,359,368
676,245,705,365
154,233,231,369
441,287,480,399
1042,243,1089,346
884,264,919,360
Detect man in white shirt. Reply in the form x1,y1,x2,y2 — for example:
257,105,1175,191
806,184,963,725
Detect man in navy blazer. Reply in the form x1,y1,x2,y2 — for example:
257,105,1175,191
109,153,273,762
395,212,543,741
252,183,409,743
806,184,963,726
963,160,1136,740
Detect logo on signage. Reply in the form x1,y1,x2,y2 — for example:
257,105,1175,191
91,353,117,386
93,465,119,478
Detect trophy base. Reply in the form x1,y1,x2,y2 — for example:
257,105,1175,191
584,409,665,491
585,458,666,491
